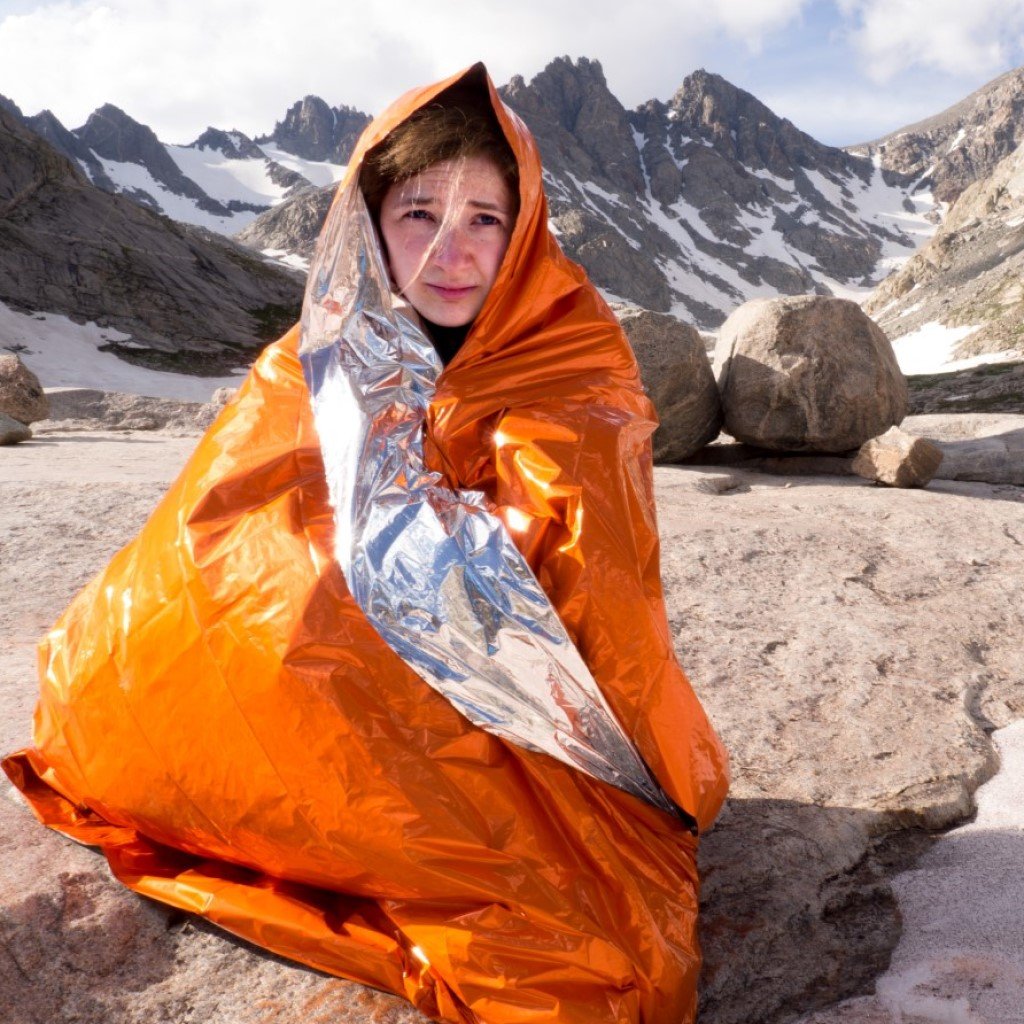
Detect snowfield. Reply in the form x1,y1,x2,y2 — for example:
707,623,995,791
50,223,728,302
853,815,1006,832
0,302,248,402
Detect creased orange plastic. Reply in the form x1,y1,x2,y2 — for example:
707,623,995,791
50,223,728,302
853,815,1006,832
3,64,729,1023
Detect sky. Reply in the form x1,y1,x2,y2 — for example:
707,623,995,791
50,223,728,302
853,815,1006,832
1,0,1024,147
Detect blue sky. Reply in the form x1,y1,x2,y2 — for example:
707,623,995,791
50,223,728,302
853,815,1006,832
1,0,1023,147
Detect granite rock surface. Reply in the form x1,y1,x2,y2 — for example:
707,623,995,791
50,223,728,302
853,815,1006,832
1,424,1021,1023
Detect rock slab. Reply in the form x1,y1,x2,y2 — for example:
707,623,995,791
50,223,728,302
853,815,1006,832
617,305,723,461
715,296,908,452
3,440,1024,1024
0,411,31,444
0,353,48,424
37,388,222,435
852,427,944,487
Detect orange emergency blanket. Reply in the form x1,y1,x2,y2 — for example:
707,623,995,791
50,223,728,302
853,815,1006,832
4,64,729,1024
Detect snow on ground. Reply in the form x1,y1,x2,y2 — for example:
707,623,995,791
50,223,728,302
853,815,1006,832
870,719,1024,1022
261,248,311,272
0,302,247,402
891,320,1023,375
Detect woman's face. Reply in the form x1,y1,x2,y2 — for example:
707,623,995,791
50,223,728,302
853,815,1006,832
378,155,515,328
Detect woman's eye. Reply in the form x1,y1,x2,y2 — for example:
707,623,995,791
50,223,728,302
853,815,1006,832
405,209,433,221
476,214,503,227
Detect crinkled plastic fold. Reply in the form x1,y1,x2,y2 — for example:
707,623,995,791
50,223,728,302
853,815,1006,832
3,62,728,1024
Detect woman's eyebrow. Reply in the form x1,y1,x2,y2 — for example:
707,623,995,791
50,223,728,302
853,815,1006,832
393,195,509,214
467,199,509,213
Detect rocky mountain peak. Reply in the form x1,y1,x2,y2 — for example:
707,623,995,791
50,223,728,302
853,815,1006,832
75,104,164,164
504,56,612,132
501,56,645,195
73,102,224,211
0,103,83,198
0,94,23,119
189,127,265,160
259,96,370,163
665,68,847,179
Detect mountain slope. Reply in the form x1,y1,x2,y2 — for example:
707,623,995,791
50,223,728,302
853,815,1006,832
850,67,1024,206
866,137,1024,362
2,99,353,235
0,106,303,373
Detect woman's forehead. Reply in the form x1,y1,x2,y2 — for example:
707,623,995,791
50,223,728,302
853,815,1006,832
385,156,513,209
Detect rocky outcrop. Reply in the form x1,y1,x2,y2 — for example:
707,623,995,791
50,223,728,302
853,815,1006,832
851,66,1024,205
866,139,1024,361
852,426,943,487
907,359,1024,415
715,295,908,451
235,183,335,260
257,96,370,164
616,304,722,460
0,106,303,373
36,388,222,434
681,412,1024,487
0,353,48,424
190,127,266,161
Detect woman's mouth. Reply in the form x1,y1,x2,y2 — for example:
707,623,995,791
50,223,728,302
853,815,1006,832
426,284,476,300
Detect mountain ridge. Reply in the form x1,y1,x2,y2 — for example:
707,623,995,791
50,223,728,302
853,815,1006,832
6,57,1024,340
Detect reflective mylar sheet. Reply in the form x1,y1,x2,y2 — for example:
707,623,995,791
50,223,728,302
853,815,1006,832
300,179,676,815
3,61,728,1024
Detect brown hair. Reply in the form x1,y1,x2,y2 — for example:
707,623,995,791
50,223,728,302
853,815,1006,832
360,102,519,221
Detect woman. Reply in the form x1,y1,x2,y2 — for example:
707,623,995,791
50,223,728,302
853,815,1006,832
4,64,728,1023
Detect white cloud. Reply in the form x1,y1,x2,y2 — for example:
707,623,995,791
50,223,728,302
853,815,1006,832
0,0,811,139
838,0,1024,81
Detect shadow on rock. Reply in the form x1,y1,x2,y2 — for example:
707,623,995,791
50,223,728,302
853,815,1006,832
698,797,935,1024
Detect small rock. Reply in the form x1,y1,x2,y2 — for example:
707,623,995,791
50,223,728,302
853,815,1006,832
0,411,31,445
210,387,237,407
691,472,747,495
852,427,944,488
714,296,908,452
0,353,49,424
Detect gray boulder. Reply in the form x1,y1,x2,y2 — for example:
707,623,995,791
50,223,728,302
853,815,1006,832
0,410,31,444
852,427,944,487
714,296,908,452
617,306,722,461
0,353,49,424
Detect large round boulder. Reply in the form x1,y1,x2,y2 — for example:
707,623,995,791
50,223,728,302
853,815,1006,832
0,353,49,425
617,306,722,461
714,296,908,452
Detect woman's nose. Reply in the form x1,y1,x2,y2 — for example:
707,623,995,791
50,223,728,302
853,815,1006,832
431,227,470,268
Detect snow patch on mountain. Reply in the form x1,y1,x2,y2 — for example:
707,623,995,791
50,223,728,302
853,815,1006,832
0,302,246,401
86,141,347,234
258,143,346,189
89,153,244,232
165,144,289,207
